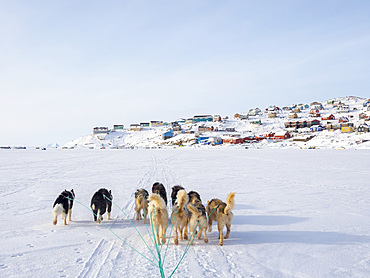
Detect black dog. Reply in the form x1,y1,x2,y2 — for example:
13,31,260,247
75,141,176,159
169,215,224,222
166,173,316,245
52,189,75,225
152,182,168,205
91,188,113,223
171,185,185,206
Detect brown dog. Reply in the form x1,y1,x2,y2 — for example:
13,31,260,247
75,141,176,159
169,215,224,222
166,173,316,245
148,193,169,245
206,192,235,246
135,188,149,224
187,198,208,244
170,190,189,245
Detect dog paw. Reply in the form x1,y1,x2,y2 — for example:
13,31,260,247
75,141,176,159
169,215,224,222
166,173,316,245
204,238,209,243
218,242,223,246
53,221,57,225
224,235,229,239
184,235,188,240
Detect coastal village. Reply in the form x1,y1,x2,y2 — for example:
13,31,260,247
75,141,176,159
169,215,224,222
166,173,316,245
62,96,370,150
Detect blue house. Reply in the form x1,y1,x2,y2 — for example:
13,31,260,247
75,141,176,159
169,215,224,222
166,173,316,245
193,115,213,123
197,136,210,144
310,125,325,132
162,130,174,140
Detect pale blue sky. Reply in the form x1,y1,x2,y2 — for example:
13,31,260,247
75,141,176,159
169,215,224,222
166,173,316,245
1,1,370,146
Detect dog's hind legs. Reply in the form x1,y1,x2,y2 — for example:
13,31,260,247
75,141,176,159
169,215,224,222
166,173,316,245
53,215,57,225
203,228,208,243
224,223,231,239
135,207,139,221
161,225,167,245
62,213,67,225
174,228,179,245
107,212,111,220
208,219,213,232
97,210,102,223
143,211,147,224
217,223,224,246
68,209,72,222
184,223,189,240
184,225,188,240
179,227,184,240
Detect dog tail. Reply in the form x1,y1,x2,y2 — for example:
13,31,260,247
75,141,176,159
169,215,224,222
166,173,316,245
187,203,198,215
148,193,166,209
225,192,235,214
175,190,188,212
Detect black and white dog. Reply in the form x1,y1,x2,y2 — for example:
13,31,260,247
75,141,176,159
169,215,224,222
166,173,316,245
91,188,113,223
152,182,168,206
52,189,75,225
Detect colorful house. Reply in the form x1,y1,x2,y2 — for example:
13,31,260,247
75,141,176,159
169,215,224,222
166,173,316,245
322,114,335,121
130,124,143,131
338,105,350,113
341,126,355,133
250,119,262,126
310,125,325,132
338,117,349,123
113,125,124,131
193,115,213,122
358,124,370,133
198,125,213,132
310,102,323,110
213,115,222,122
274,131,291,140
162,130,174,140
150,121,163,127
140,122,150,127
93,127,108,134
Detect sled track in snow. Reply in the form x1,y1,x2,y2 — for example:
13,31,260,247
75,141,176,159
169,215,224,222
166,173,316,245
77,239,115,278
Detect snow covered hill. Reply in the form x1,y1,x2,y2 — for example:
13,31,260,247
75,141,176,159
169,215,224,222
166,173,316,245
64,96,370,150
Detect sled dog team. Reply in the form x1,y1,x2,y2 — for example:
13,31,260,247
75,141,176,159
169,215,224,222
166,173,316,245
52,183,235,246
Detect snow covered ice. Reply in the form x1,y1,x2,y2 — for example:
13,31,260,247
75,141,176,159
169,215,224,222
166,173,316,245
0,148,369,277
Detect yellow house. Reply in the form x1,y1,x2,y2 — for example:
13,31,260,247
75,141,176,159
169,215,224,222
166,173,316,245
341,126,355,133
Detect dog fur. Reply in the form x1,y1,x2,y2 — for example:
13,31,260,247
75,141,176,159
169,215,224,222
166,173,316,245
171,185,185,206
170,190,189,245
206,192,235,246
91,188,113,223
135,188,149,224
188,190,202,205
152,182,168,205
148,193,169,245
187,193,208,244
52,189,75,225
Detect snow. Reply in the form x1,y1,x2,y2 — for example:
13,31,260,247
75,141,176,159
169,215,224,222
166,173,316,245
0,148,369,277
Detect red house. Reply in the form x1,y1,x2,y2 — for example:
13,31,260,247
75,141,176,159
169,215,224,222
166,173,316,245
231,138,245,144
274,131,291,140
338,117,349,123
263,132,275,138
310,119,321,126
322,114,335,121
